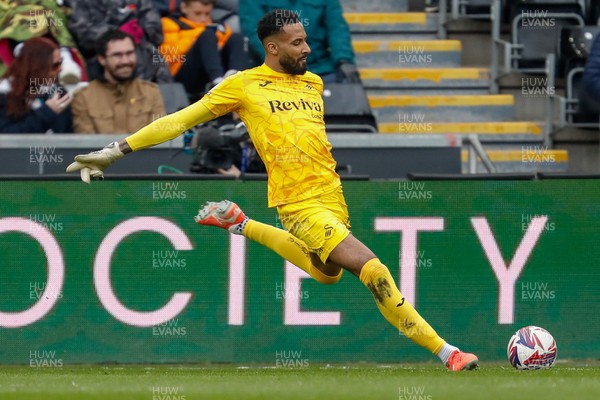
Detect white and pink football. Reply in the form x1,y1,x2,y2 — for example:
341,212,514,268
507,326,557,370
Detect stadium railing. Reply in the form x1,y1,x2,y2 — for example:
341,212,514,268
451,0,502,21
553,26,600,129
490,0,588,146
491,0,585,77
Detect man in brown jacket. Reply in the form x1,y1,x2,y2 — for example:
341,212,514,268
72,30,165,134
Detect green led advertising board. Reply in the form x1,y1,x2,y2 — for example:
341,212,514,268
0,180,598,365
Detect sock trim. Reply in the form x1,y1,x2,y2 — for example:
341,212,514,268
437,342,459,364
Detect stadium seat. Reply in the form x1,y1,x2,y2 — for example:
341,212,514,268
557,25,600,76
555,26,600,128
322,83,377,133
493,0,586,79
508,1,586,71
507,0,588,15
451,0,506,21
590,1,600,24
159,83,190,114
572,68,600,123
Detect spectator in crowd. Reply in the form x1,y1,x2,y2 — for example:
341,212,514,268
0,0,86,86
239,0,360,83
160,0,249,100
425,0,439,13
212,0,241,33
0,37,73,133
71,30,165,134
152,0,183,17
581,32,600,114
152,0,241,32
68,0,172,83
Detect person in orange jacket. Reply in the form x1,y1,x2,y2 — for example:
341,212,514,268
159,0,249,101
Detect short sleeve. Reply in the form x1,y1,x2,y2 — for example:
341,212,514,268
199,75,243,118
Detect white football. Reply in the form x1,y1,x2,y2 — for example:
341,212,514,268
507,326,557,370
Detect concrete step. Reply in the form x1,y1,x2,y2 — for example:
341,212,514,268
368,94,515,122
350,33,440,41
366,88,492,95
359,67,490,89
378,121,545,143
354,40,462,68
461,148,569,173
341,0,408,13
344,12,438,33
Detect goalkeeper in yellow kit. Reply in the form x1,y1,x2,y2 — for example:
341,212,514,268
67,9,478,371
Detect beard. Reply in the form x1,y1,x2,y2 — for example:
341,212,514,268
280,53,307,75
106,63,136,83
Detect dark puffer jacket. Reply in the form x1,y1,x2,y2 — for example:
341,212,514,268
68,0,173,83
582,33,600,112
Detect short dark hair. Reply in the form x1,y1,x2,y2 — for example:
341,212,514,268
183,0,216,5
95,29,135,56
256,9,300,43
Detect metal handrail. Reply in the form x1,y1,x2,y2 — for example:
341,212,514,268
553,66,600,129
544,53,556,148
451,0,495,20
466,134,497,173
510,12,584,73
438,0,448,39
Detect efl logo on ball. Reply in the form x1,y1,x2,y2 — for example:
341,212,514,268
507,326,557,370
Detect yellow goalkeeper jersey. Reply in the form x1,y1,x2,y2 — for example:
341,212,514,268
200,64,341,207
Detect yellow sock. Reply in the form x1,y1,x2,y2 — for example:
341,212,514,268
359,258,445,354
243,220,342,284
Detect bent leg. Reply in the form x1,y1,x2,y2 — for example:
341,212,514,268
244,219,342,284
328,234,446,354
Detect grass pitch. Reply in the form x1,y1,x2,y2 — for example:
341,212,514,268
0,363,599,400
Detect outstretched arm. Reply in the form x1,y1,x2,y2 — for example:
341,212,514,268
67,73,243,183
67,101,216,183
123,101,215,151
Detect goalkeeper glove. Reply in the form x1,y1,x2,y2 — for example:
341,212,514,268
66,141,124,184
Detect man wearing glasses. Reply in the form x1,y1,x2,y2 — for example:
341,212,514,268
71,30,165,134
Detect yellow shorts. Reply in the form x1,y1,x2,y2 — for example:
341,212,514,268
277,187,351,264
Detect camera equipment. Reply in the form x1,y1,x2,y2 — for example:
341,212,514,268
190,121,251,172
